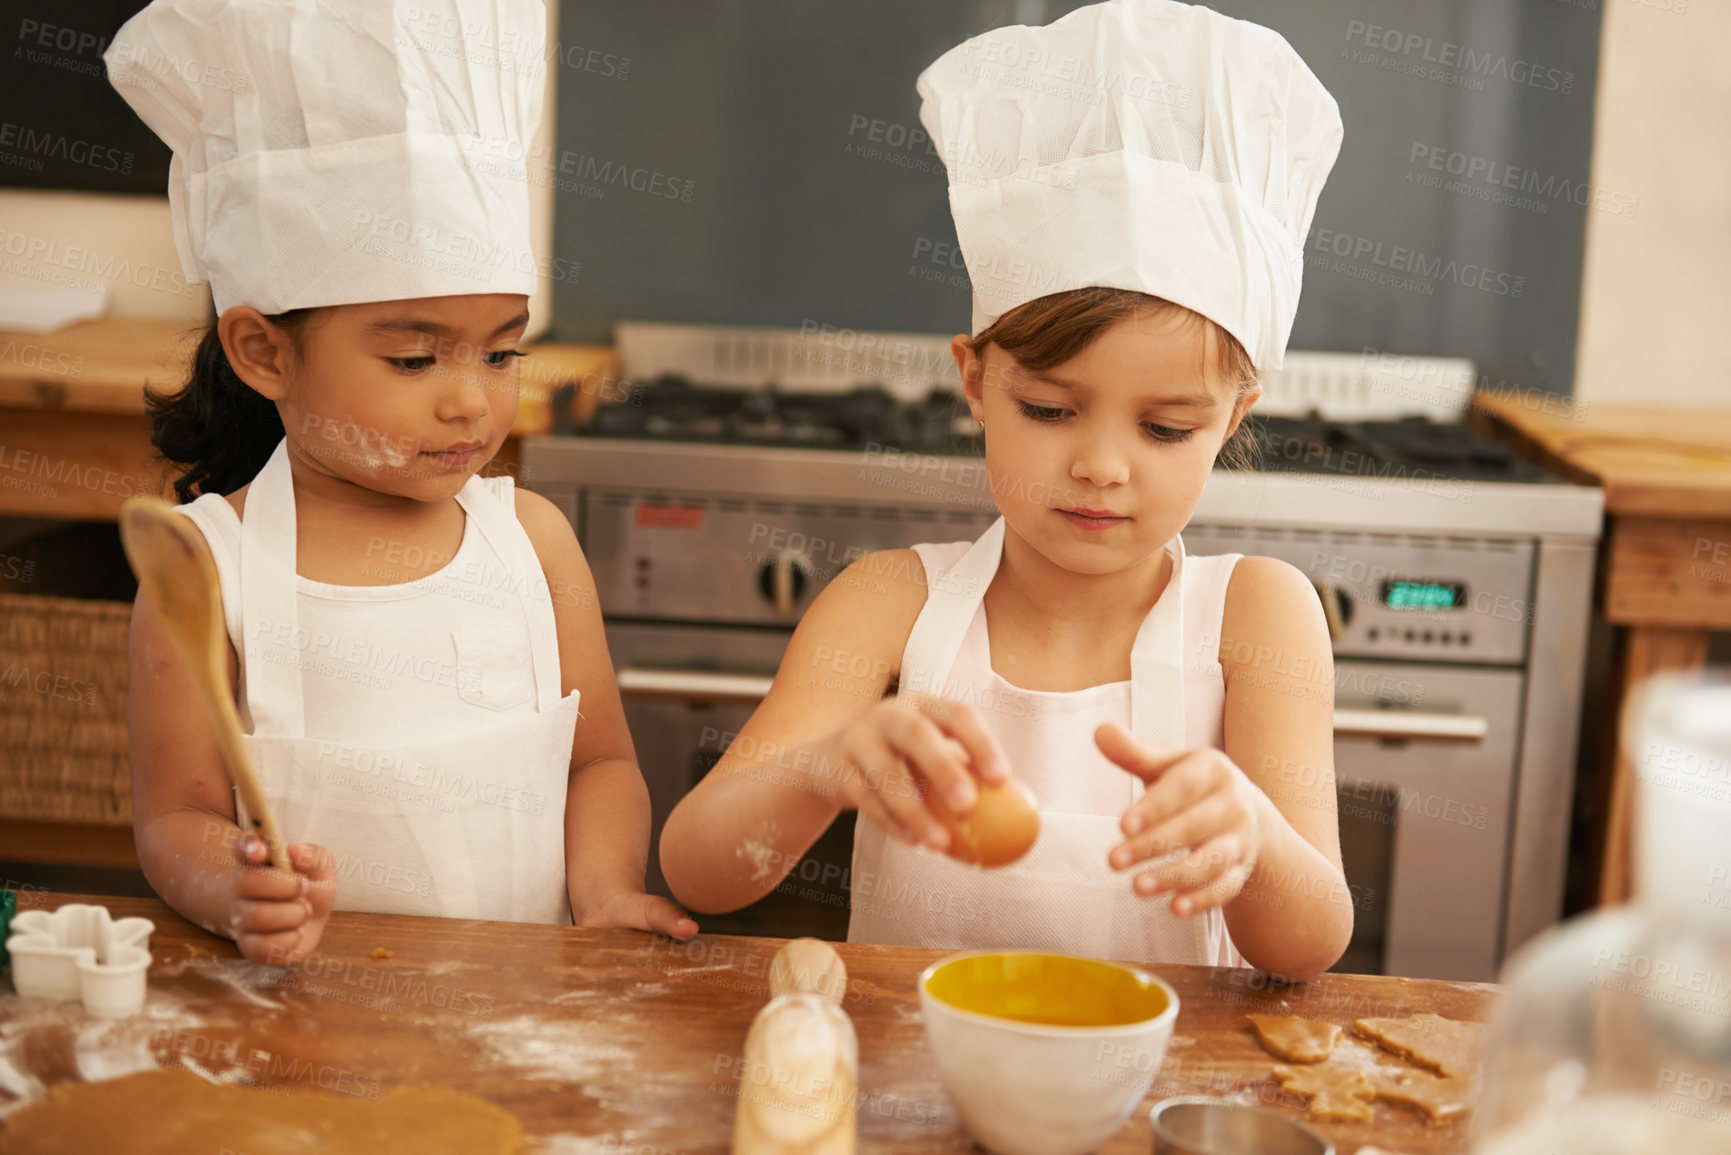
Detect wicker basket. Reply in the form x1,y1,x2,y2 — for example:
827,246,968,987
0,593,133,825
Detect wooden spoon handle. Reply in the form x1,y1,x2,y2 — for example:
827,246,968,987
119,497,292,872
193,657,292,873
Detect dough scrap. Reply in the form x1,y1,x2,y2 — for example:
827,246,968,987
1272,1063,1375,1123
1368,1068,1475,1125
1353,1013,1485,1079
1245,1014,1343,1063
0,1068,523,1154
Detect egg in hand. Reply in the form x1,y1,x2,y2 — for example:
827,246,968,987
935,777,1040,868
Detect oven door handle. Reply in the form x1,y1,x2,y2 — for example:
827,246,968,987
1332,708,1489,742
618,669,1491,742
616,667,776,703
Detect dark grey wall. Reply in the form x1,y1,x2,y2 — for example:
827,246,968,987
1,1,171,194
550,0,1602,393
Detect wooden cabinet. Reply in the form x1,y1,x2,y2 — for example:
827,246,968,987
1473,394,1731,905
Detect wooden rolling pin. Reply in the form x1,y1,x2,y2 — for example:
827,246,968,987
733,939,858,1155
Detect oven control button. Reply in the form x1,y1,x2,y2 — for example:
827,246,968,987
1311,581,1354,642
758,552,811,614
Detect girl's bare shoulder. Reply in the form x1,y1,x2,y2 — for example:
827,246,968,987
511,485,580,552
822,548,930,615
789,549,929,664
1219,555,1333,679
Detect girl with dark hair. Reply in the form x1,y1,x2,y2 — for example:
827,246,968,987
147,314,304,505
112,0,695,968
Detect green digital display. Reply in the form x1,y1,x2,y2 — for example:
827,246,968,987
1381,579,1467,611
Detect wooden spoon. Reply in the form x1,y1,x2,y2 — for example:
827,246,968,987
119,495,292,871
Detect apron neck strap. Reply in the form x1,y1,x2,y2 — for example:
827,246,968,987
899,517,1006,699
239,440,304,738
1131,530,1186,753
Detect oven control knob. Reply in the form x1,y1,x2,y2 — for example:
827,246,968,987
758,552,811,615
1312,580,1354,642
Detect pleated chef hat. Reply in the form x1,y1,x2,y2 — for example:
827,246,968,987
918,0,1342,373
105,0,546,315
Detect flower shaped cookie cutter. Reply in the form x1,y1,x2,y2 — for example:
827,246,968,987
7,903,155,1018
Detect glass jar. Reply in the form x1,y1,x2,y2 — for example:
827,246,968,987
1471,672,1731,1154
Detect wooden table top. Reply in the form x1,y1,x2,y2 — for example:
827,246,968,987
1472,390,1731,519
0,317,614,435
1,892,1500,1154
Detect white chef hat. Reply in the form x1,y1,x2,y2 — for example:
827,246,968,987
106,0,546,316
918,0,1342,373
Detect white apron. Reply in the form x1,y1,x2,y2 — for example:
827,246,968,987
234,441,582,923
847,517,1241,966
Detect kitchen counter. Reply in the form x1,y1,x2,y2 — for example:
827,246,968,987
2,891,1500,1154
1471,393,1731,905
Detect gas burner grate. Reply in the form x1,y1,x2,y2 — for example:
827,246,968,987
573,374,982,457
1250,413,1550,484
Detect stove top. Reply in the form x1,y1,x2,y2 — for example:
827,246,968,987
1252,414,1552,485
556,376,1552,486
563,376,980,456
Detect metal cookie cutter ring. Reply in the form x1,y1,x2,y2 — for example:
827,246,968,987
7,903,155,1019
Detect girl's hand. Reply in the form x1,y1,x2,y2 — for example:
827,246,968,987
580,891,699,939
1097,722,1265,918
830,697,1010,852
230,835,337,967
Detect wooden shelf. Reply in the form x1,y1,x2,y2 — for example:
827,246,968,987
0,316,615,519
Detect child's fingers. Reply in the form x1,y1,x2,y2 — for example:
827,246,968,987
874,766,950,852
844,732,949,851
234,862,306,902
1118,752,1217,838
232,832,271,865
1095,723,1186,784
1133,833,1244,899
1164,861,1255,919
918,699,1009,785
640,896,699,940
289,842,330,876
858,767,941,851
1110,792,1236,871
857,789,922,850
234,896,311,935
238,927,310,968
287,843,340,912
882,710,975,813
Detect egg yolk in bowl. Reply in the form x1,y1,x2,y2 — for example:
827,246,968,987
923,952,1170,1028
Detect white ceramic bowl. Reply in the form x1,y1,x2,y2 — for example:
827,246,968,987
919,951,1180,1155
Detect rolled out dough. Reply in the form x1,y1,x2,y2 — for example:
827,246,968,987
1271,1063,1375,1123
1353,1013,1485,1079
1368,1068,1475,1124
0,1068,523,1154
1245,1014,1343,1063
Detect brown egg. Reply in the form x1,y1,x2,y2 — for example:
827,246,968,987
938,778,1040,868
